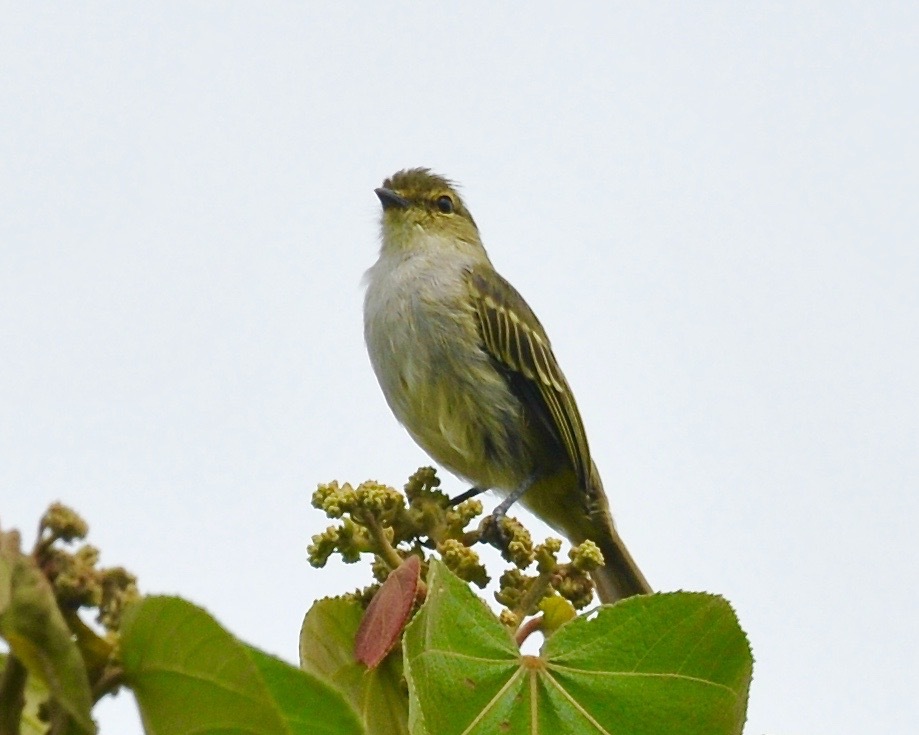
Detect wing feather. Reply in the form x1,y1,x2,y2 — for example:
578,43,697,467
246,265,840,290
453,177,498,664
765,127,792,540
466,265,592,486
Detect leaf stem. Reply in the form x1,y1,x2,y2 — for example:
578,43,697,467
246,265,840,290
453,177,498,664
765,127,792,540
514,615,544,646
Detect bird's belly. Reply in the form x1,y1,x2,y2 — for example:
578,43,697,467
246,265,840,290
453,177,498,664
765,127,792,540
374,323,526,492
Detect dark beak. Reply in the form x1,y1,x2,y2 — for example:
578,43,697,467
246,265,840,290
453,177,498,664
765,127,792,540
375,187,410,210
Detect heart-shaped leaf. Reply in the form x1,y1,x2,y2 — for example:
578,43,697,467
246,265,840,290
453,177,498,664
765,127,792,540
121,596,361,735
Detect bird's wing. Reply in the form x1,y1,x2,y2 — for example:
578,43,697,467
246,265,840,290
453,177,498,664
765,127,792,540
466,264,591,486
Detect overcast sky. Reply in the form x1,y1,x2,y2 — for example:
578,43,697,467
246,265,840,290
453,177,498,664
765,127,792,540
2,4,917,734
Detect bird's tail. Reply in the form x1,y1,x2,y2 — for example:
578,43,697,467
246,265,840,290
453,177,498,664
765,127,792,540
583,462,652,604
589,522,652,604
520,461,651,604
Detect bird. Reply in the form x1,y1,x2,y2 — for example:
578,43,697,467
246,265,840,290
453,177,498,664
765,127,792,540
363,168,650,603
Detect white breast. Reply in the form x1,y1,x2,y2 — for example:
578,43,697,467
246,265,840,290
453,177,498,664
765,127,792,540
363,242,523,490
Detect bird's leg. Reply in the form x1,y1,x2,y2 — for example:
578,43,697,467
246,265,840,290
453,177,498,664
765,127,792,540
490,477,533,523
479,476,535,550
449,486,488,506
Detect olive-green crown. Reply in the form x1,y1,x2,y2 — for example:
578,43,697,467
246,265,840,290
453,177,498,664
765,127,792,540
380,168,477,228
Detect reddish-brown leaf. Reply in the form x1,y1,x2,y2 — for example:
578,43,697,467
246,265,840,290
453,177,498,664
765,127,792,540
354,555,421,668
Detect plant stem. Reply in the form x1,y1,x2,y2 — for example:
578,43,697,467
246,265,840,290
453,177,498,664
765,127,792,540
362,513,404,570
512,571,554,623
92,665,124,702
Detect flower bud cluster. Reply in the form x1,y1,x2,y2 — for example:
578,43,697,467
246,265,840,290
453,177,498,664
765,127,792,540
308,468,607,627
36,503,139,632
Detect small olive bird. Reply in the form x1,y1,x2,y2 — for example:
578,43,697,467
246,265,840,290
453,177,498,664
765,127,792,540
363,168,651,603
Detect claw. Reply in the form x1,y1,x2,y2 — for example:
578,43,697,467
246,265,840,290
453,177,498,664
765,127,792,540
478,512,511,551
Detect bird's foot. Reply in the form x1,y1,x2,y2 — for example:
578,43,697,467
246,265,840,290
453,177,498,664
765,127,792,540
477,510,534,568
477,509,511,550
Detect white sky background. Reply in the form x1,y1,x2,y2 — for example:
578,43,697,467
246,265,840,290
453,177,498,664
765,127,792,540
1,4,917,733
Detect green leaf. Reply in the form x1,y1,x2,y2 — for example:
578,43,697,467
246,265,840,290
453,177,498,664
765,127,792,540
401,560,519,735
120,596,362,735
540,592,753,734
300,597,409,735
0,651,52,735
404,560,752,735
0,531,95,734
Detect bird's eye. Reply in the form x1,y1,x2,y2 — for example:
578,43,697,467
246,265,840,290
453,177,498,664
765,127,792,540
435,195,455,214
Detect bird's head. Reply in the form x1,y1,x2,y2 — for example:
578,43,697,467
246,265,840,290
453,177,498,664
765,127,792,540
375,168,481,254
